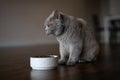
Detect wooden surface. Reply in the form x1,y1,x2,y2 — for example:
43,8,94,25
0,44,120,80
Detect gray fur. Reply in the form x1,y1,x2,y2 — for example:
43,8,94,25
44,10,99,66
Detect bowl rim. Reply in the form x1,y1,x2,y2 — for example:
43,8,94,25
30,55,58,59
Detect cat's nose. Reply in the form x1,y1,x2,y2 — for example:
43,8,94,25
45,28,48,34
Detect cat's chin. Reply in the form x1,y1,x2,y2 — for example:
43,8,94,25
45,31,52,35
46,32,50,35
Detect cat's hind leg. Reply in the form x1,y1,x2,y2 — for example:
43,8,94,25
81,45,99,62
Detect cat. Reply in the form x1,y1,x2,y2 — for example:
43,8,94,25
44,10,99,66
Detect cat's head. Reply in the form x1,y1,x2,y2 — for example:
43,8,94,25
44,10,65,36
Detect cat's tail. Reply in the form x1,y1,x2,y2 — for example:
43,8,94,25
78,59,96,64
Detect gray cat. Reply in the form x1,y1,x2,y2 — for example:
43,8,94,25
44,10,99,66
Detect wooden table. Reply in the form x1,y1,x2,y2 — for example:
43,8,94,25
0,44,120,80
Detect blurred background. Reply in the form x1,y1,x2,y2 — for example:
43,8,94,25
0,0,120,47
0,1,120,80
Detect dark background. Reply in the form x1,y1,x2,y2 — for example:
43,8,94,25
0,0,119,47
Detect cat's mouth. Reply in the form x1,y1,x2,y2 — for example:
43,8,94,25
45,30,53,35
45,30,55,35
45,31,50,35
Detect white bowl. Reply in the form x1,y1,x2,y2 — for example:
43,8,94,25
30,55,58,70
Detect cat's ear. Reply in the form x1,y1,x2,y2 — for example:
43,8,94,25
52,10,63,20
51,10,60,19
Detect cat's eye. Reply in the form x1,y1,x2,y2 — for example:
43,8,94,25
47,24,52,27
47,25,50,27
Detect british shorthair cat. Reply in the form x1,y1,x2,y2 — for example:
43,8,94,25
44,10,99,66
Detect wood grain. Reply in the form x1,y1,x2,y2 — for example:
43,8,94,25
0,44,120,80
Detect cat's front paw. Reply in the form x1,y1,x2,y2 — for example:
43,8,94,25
66,60,76,66
58,59,66,65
